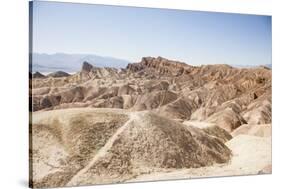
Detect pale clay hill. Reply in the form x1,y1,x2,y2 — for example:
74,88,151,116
30,57,272,188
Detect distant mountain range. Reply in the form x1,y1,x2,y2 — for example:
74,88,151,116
30,53,272,73
30,53,130,73
231,64,272,69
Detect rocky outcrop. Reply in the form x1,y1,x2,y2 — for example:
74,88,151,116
47,71,70,78
127,56,193,76
31,57,272,131
81,61,93,72
32,71,46,78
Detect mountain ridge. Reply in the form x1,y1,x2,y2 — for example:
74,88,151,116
31,56,271,129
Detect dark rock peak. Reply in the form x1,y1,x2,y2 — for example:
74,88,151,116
32,71,46,78
82,61,94,72
47,71,70,78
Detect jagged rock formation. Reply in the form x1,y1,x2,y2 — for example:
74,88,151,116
127,56,193,76
31,56,271,132
81,61,93,72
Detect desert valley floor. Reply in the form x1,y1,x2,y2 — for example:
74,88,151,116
30,57,272,188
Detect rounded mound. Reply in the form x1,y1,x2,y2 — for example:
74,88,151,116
66,110,232,186
32,108,232,187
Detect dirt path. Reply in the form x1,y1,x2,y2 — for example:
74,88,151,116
67,112,139,185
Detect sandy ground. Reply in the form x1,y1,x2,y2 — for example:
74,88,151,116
128,134,271,182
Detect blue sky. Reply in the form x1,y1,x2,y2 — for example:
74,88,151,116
32,1,272,66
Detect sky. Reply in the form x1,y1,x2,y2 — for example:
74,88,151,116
32,1,272,66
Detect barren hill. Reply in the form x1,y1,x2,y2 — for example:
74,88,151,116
31,108,231,187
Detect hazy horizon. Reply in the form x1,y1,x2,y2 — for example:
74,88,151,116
31,52,271,74
32,1,272,67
